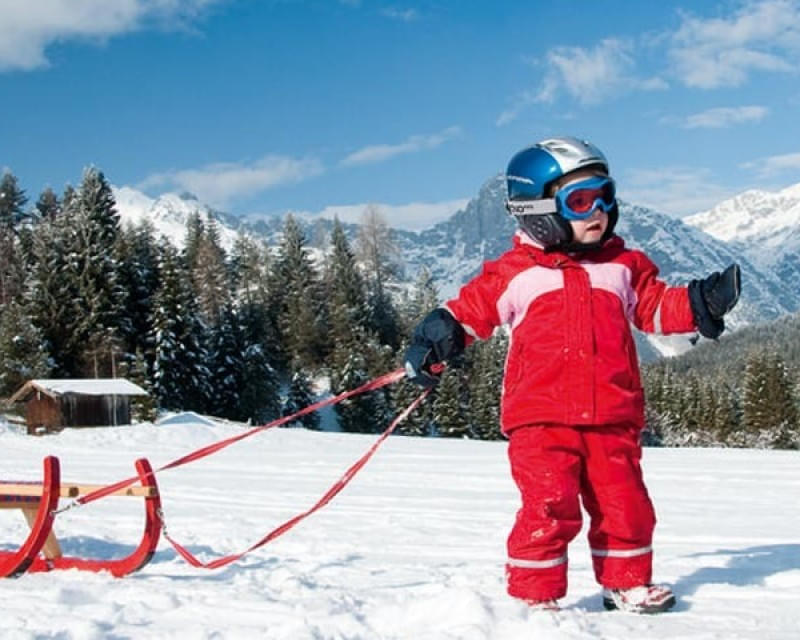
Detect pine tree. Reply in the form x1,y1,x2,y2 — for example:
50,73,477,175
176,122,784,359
35,188,61,220
356,204,402,350
283,366,320,429
183,212,205,270
403,266,440,333
392,379,431,437
0,171,28,231
127,349,158,423
0,171,28,308
432,367,470,438
0,298,53,397
744,350,799,448
192,218,230,325
332,347,382,433
207,302,242,418
238,337,281,424
742,349,770,438
150,242,211,412
24,209,77,376
114,221,161,367
230,234,270,306
270,215,322,371
467,333,506,440
66,167,126,376
326,219,370,359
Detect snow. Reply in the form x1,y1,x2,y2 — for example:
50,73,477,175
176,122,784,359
1,419,799,639
15,379,148,398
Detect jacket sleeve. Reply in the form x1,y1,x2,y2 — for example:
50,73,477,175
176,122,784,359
630,252,697,335
442,259,506,342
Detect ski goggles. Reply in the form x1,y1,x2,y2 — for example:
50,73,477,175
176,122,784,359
505,175,617,221
554,175,616,221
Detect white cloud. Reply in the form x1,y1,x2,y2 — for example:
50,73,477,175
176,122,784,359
340,126,461,167
669,0,800,88
498,38,666,122
0,0,222,71
621,166,739,216
381,8,419,22
740,151,800,176
139,155,324,208
496,89,546,126
682,105,769,128
541,39,637,105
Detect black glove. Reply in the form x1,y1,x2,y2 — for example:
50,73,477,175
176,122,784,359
688,263,741,339
404,308,466,387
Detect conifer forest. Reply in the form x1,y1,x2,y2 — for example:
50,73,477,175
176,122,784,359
1,168,798,448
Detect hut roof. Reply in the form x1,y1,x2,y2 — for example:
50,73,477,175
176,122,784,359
9,379,148,403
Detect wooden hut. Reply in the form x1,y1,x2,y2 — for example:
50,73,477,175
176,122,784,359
9,379,148,435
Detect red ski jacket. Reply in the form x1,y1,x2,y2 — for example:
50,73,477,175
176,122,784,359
444,232,696,434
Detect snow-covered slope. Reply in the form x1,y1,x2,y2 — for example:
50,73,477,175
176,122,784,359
1,419,799,638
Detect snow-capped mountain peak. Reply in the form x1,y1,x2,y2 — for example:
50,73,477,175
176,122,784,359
684,182,800,245
113,186,241,249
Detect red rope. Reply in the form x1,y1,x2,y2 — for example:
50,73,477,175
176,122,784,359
53,366,432,570
71,367,407,508
162,387,431,569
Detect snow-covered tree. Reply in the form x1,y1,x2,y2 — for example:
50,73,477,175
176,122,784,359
432,367,470,438
467,333,506,440
270,215,322,371
0,171,27,308
0,298,53,397
66,167,126,376
150,242,211,412
283,366,320,430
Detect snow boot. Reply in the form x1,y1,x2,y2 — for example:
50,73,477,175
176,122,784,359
602,584,675,614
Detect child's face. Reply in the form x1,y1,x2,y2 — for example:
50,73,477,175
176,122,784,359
552,169,610,245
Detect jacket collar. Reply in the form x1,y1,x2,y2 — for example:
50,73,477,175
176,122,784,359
512,230,625,265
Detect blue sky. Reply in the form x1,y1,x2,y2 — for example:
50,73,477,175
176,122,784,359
1,0,799,229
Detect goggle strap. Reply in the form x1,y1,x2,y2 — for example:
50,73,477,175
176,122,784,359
505,199,558,216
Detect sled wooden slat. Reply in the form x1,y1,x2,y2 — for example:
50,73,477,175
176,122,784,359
0,483,157,499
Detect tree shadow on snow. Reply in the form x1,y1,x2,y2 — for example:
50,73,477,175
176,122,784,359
671,544,800,611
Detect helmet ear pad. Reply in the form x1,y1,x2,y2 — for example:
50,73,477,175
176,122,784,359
517,213,573,248
517,201,618,252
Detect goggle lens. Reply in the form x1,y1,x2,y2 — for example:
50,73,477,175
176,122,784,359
557,176,616,219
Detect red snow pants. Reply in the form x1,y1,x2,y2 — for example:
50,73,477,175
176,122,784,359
505,423,656,602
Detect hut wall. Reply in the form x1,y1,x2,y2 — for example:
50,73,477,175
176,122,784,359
61,395,131,427
24,393,63,435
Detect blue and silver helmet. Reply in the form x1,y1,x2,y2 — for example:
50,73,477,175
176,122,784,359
505,136,616,250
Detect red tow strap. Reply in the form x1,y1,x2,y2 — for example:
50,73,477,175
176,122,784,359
61,367,432,570
164,388,431,569
72,368,408,508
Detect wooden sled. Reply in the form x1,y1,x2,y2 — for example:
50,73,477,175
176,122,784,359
0,456,162,578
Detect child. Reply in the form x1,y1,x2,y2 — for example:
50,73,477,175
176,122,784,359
404,136,740,613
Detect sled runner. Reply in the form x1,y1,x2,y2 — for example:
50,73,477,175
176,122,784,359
0,456,161,578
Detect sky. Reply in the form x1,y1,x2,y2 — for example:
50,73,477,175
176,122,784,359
1,0,800,230
1,416,799,638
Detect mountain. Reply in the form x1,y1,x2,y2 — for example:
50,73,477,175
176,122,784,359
113,178,800,359
683,182,800,289
113,186,244,250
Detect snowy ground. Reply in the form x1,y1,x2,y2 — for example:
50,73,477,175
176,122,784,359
1,418,799,639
